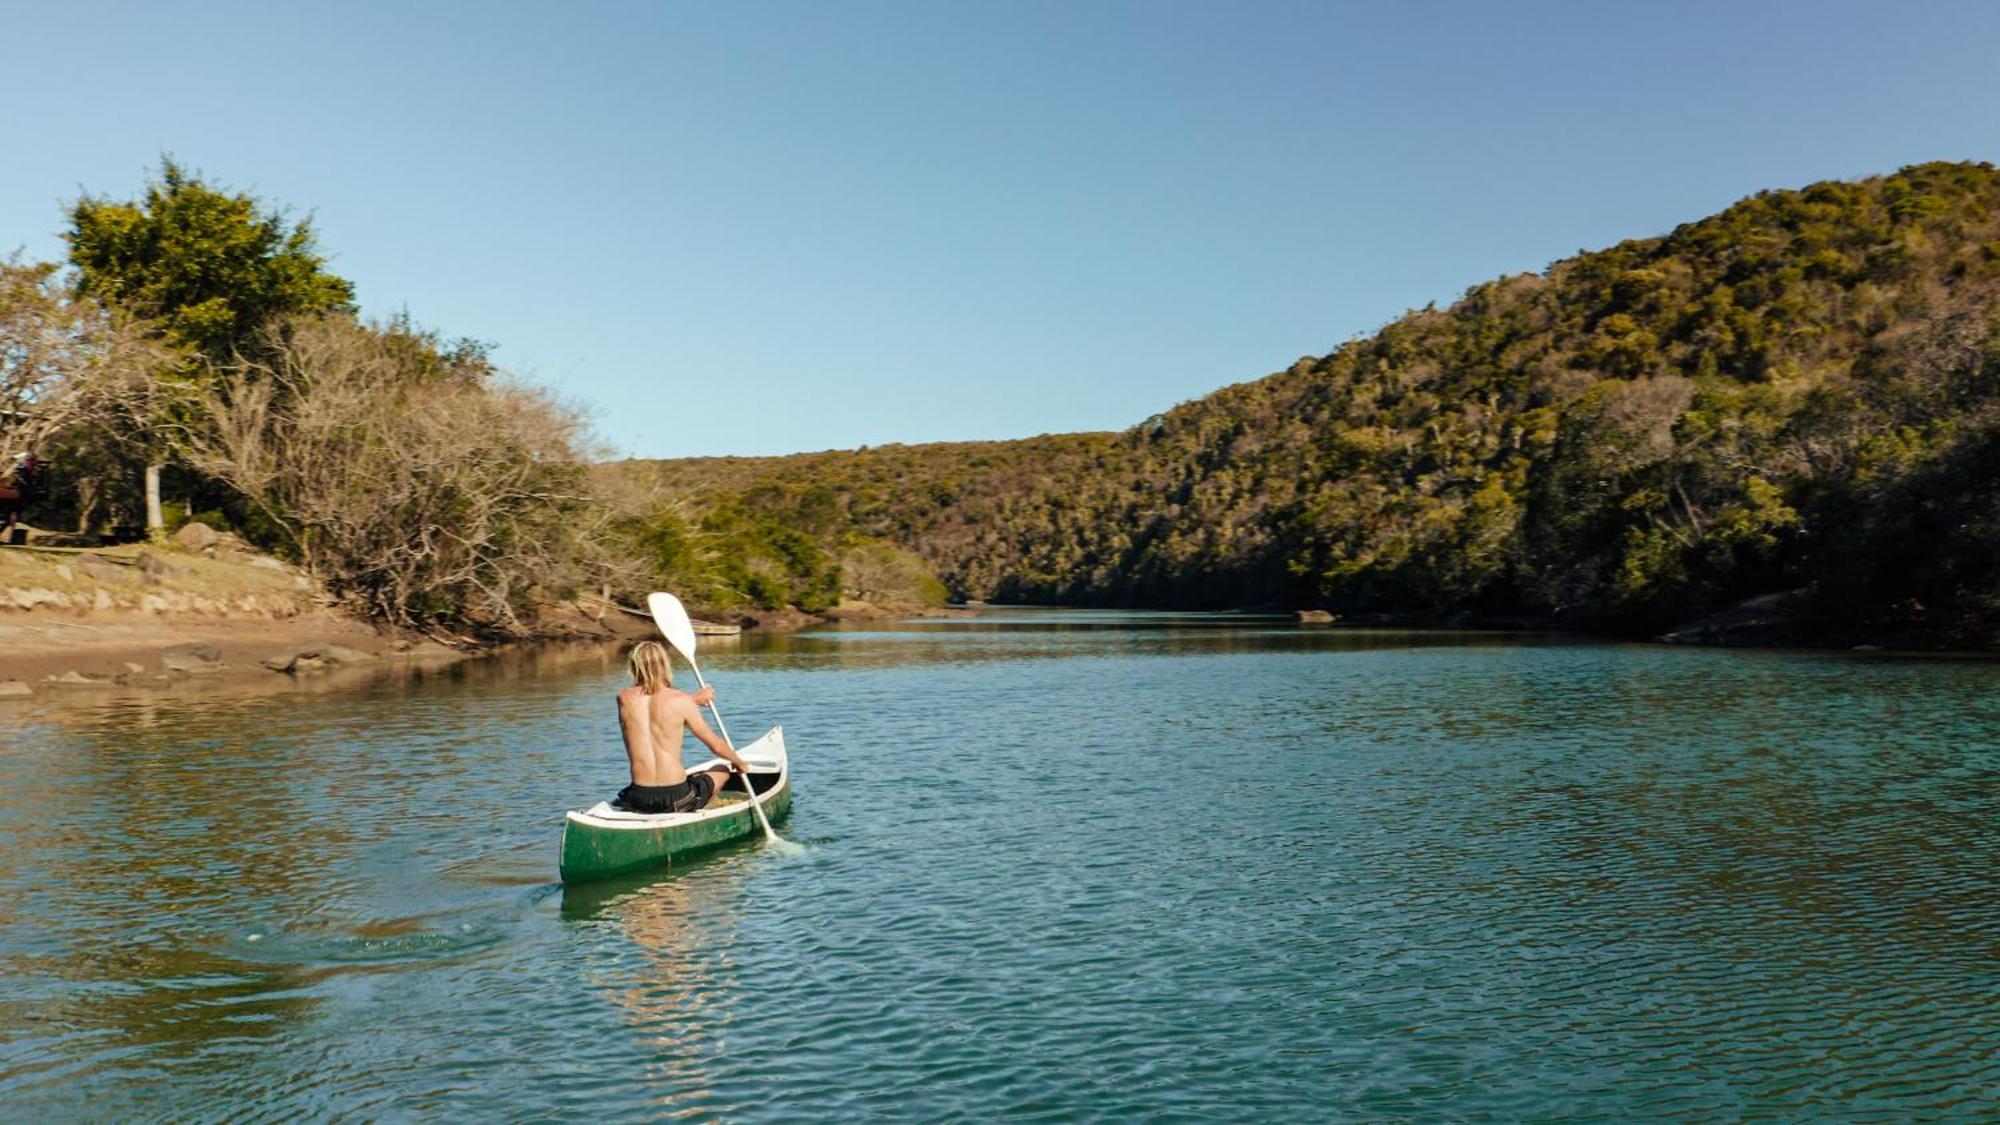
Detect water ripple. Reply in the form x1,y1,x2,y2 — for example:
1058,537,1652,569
0,620,1996,1118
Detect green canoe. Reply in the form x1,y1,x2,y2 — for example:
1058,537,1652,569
559,726,792,884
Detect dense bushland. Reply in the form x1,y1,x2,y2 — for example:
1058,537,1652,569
177,316,608,632
15,159,2000,641
3,162,618,636
606,475,949,613
634,162,2000,641
3,161,945,631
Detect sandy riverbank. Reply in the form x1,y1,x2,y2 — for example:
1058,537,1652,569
0,609,464,694
0,534,972,703
0,535,661,700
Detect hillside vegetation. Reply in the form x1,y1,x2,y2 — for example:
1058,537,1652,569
632,162,2000,641
16,159,1999,642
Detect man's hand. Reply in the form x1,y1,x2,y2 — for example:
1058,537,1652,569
691,685,716,707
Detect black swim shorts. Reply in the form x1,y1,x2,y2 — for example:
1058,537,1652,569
615,772,716,814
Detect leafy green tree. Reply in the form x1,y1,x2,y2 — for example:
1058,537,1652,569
68,158,353,361
66,158,355,533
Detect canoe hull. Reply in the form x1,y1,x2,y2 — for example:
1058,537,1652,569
559,727,791,884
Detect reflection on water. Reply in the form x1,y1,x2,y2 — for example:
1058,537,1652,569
1,611,1996,1118
563,851,759,1111
731,617,1563,674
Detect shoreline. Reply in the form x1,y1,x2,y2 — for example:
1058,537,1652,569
0,535,655,701
8,531,1983,709
6,599,1989,709
0,536,967,703
0,610,469,697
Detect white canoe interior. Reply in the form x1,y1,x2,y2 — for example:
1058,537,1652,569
567,726,788,831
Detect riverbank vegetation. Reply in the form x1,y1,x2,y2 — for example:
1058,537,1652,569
10,159,2000,644
3,163,627,636
2,161,946,635
633,162,2000,645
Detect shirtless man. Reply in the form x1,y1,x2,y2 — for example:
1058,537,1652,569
613,640,751,814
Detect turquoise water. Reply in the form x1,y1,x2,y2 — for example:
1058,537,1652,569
1,612,1996,1119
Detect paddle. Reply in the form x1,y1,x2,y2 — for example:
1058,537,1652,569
647,591,784,845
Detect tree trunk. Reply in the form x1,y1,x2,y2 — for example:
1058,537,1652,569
75,477,97,534
145,462,164,539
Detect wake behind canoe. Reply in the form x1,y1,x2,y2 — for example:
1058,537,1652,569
559,726,792,884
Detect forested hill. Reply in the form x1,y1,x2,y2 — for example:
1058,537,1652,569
629,161,2000,640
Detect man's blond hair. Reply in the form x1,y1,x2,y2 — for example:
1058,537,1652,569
628,640,673,694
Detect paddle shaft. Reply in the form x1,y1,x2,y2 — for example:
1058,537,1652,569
687,658,778,841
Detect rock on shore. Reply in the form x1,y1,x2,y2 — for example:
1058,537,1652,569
1657,591,1806,646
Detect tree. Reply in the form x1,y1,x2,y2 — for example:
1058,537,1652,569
0,258,173,531
175,315,603,636
65,158,355,534
68,158,354,362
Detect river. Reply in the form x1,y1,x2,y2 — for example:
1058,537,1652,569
2,611,1995,1119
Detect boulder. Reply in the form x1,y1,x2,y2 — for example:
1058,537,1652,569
1658,589,1806,646
249,556,288,572
0,680,32,698
47,670,114,687
1295,609,1338,624
735,606,821,632
135,550,188,579
77,554,127,580
161,644,225,674
173,522,219,551
261,647,319,674
261,644,373,674
8,587,71,610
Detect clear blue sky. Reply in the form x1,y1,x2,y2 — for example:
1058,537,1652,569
4,1,1997,457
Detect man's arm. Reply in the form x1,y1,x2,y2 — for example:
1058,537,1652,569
678,696,749,772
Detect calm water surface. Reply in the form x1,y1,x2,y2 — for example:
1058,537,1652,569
1,612,1996,1119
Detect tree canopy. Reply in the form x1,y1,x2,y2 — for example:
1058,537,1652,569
66,158,354,362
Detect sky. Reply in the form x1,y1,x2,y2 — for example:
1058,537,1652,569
4,1,1998,458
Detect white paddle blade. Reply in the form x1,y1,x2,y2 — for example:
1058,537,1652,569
647,591,699,663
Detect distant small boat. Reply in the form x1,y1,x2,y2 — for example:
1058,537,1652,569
691,620,742,637
559,727,791,883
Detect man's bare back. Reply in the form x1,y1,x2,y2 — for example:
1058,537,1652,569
612,640,750,814
617,682,730,785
